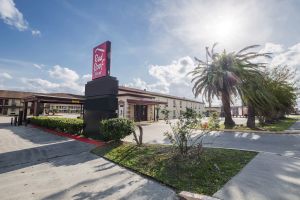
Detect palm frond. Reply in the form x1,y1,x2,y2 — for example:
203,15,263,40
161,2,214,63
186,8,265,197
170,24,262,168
237,45,260,55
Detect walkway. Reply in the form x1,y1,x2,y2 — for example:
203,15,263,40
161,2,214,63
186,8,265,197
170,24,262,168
288,120,300,130
214,152,300,200
0,117,177,200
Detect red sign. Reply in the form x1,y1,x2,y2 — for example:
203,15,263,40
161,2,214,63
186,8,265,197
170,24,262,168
92,41,111,80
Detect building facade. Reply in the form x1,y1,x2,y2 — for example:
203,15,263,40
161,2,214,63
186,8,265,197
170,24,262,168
0,87,205,121
0,91,33,116
118,86,205,121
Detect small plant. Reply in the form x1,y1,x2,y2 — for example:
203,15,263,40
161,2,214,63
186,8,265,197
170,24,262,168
208,112,220,130
163,108,210,156
161,108,170,121
100,118,135,142
132,123,143,146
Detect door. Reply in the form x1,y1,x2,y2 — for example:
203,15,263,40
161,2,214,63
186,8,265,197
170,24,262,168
118,104,124,118
134,105,147,121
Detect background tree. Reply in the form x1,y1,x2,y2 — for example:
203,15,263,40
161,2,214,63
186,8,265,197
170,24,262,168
241,76,277,128
262,66,297,122
243,65,298,125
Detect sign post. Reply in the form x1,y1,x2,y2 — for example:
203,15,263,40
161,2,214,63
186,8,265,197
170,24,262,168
84,41,118,137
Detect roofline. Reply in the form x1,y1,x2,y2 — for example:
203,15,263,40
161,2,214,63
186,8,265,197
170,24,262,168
0,87,205,104
24,94,84,100
119,86,204,104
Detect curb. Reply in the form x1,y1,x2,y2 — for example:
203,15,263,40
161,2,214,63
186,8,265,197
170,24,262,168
30,124,106,146
179,191,221,200
97,155,178,192
217,129,300,135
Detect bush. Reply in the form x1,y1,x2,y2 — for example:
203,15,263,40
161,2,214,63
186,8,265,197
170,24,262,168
208,112,220,130
100,118,135,141
163,108,210,156
30,116,84,135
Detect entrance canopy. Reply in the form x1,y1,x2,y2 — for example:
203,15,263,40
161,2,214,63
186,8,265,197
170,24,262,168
23,93,85,119
23,94,85,104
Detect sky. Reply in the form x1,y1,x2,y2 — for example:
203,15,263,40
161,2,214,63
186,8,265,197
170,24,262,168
0,0,299,106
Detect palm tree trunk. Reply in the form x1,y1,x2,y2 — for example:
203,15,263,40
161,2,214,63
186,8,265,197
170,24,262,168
221,91,235,128
246,101,255,129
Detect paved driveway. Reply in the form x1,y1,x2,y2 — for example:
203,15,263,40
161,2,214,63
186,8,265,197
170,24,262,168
125,120,300,158
0,118,177,200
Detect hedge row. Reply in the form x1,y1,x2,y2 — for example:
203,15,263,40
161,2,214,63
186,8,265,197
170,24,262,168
30,116,84,135
100,118,135,141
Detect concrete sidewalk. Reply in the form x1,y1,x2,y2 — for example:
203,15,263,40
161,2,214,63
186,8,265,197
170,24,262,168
0,124,177,200
214,152,300,200
288,120,300,130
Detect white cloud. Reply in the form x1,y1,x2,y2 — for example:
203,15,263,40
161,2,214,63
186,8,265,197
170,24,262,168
149,56,194,87
149,0,276,53
31,29,41,36
33,63,44,69
0,72,12,79
21,78,60,93
126,56,201,101
0,0,28,31
19,65,86,94
0,72,13,91
260,43,284,54
81,74,92,83
125,78,169,94
0,0,41,35
49,65,80,82
260,42,300,88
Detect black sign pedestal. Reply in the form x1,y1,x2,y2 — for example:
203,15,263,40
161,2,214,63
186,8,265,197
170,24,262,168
84,76,118,138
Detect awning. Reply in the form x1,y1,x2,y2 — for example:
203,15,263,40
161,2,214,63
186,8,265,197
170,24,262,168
127,98,167,105
23,94,85,104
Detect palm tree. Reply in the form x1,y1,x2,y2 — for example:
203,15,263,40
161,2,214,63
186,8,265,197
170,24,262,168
241,75,276,128
190,44,271,128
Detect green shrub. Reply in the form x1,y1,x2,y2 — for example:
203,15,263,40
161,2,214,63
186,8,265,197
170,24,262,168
99,118,135,141
208,112,220,130
30,116,84,135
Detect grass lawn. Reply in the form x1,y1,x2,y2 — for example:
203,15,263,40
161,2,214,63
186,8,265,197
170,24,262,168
219,117,297,132
257,117,297,131
92,143,257,195
288,115,300,120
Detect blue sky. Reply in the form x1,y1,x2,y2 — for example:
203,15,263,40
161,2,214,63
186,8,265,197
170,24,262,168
0,0,299,106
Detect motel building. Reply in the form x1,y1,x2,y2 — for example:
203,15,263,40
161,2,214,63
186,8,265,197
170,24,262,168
0,90,34,116
118,86,204,121
0,87,204,122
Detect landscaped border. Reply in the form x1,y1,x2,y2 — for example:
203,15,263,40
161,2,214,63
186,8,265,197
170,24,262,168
92,143,258,196
30,124,106,146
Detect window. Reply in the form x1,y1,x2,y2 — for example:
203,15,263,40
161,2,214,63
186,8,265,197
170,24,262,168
0,99,3,105
166,99,168,107
11,99,16,106
180,101,182,108
4,99,8,105
173,110,176,118
173,99,176,107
